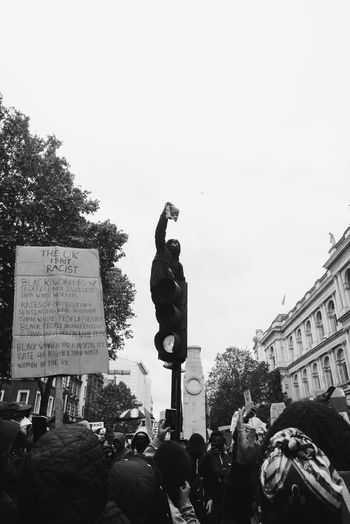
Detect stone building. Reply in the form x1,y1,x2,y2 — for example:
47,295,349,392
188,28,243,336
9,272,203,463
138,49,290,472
105,357,153,414
0,373,103,422
254,226,350,403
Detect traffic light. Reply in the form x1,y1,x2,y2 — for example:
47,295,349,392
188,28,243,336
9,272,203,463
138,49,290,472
154,278,187,363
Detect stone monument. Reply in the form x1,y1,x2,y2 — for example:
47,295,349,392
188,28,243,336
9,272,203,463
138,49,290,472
182,345,206,439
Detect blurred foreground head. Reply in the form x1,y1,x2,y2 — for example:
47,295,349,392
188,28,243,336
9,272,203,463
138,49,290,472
260,426,343,524
108,455,170,524
263,400,350,471
20,424,106,524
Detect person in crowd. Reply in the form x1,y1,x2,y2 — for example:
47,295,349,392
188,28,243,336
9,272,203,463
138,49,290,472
112,431,128,462
0,402,33,508
145,420,200,523
150,202,185,306
107,454,172,523
19,423,108,523
130,430,151,456
221,402,350,524
199,430,231,523
186,433,207,522
0,417,21,523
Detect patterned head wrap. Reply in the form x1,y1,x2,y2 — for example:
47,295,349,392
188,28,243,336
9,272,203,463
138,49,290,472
260,427,343,511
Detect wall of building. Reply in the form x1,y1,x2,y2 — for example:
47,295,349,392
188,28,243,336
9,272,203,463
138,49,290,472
255,226,350,403
105,357,153,414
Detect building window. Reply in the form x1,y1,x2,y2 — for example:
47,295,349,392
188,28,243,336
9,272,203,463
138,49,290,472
288,336,294,361
327,300,337,333
344,268,350,290
312,362,321,390
110,369,131,376
296,328,303,355
337,348,349,384
47,396,54,417
293,374,300,399
323,356,334,387
269,347,275,370
0,390,4,401
315,311,325,341
302,368,310,397
16,390,30,404
305,321,313,348
34,392,41,414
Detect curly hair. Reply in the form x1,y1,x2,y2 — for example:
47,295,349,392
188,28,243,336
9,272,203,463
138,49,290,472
261,400,350,471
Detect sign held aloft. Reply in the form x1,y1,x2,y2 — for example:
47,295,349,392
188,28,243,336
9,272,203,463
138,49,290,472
11,246,108,378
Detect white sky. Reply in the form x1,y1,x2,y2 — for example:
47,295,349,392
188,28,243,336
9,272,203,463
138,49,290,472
2,1,350,418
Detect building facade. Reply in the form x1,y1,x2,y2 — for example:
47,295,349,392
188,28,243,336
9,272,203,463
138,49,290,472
0,373,101,422
254,226,350,403
105,357,153,414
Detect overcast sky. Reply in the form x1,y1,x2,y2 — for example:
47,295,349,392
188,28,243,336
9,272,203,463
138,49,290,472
2,1,350,417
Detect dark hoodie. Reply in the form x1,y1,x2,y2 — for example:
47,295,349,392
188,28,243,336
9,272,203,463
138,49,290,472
150,211,185,304
19,424,107,524
130,431,151,455
107,456,172,524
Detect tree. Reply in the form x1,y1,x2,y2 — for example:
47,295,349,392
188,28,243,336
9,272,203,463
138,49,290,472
0,97,136,413
206,347,283,428
96,381,139,436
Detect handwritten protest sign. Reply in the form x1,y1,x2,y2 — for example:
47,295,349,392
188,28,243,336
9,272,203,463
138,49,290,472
11,246,108,378
270,402,285,425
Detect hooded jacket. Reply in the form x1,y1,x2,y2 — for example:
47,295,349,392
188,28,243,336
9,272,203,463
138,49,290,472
150,211,185,293
107,455,172,524
19,424,107,524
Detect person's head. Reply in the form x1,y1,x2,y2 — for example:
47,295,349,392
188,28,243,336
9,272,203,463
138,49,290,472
112,431,126,453
186,433,206,459
108,456,169,524
96,427,106,442
0,401,32,423
262,400,350,471
260,426,343,524
209,430,225,452
154,440,191,504
131,431,150,454
166,238,180,258
20,424,106,524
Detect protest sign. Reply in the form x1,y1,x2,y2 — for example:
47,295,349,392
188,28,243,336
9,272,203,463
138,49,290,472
270,402,285,425
11,246,108,378
90,422,104,431
243,389,252,405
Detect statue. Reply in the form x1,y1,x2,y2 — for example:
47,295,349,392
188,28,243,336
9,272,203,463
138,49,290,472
329,232,336,246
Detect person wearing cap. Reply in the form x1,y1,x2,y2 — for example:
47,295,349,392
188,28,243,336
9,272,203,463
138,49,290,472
0,401,32,423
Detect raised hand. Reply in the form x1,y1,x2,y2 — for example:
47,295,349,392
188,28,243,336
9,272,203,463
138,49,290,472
236,408,257,465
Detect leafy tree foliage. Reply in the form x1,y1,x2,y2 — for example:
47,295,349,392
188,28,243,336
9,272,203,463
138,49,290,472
206,347,283,428
0,97,136,411
96,381,139,436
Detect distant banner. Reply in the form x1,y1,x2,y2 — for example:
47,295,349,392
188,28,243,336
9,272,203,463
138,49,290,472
11,246,109,378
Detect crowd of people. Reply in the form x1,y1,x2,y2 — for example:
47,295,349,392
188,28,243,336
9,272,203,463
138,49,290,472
1,398,350,523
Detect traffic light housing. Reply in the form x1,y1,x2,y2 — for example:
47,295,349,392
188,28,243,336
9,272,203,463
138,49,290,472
154,278,187,363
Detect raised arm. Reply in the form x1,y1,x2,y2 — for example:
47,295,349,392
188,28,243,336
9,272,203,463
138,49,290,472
155,202,173,252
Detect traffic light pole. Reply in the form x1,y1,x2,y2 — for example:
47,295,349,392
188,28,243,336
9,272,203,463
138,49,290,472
171,362,182,442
